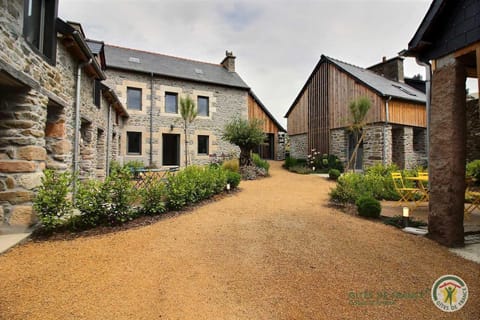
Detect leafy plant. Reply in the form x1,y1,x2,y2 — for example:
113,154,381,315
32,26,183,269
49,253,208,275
222,158,240,173
466,160,480,184
222,118,266,167
226,170,241,189
328,169,341,180
356,195,381,218
288,165,313,174
140,179,167,215
252,153,270,174
284,156,298,169
33,170,73,230
180,95,198,166
345,97,371,172
382,215,427,228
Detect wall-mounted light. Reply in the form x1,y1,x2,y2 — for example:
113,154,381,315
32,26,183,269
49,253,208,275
170,124,174,131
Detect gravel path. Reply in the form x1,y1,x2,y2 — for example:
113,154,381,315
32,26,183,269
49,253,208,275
0,162,479,320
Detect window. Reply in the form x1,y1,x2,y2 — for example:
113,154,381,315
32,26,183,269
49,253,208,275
23,0,58,63
165,92,178,113
197,96,209,116
197,135,209,155
93,80,101,108
127,87,142,110
127,132,142,154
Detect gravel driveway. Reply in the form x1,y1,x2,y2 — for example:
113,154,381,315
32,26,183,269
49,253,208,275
0,162,478,320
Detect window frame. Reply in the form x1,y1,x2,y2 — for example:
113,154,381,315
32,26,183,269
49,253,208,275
165,92,178,114
126,131,142,155
126,87,142,111
197,96,209,117
23,0,58,64
197,135,209,155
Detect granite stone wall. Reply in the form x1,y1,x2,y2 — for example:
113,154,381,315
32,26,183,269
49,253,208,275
289,134,307,159
104,69,248,167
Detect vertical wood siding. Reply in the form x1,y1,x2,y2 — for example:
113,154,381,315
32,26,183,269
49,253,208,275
287,88,308,135
388,100,426,127
248,94,279,134
308,63,329,154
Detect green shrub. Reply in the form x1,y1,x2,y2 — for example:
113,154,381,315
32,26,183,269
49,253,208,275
222,158,240,173
466,160,480,184
288,165,313,174
328,169,341,180
226,170,241,189
76,168,138,226
252,153,270,174
167,166,227,210
140,179,167,215
283,156,297,169
356,195,381,218
33,170,73,230
124,160,144,172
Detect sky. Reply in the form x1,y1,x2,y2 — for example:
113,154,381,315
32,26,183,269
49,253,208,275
59,0,434,127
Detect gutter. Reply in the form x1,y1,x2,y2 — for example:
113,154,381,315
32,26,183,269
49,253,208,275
383,96,392,165
150,72,154,166
72,58,93,199
106,102,112,176
72,30,106,80
416,58,431,171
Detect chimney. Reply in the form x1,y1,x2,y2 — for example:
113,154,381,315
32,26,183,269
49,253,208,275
367,56,404,83
221,51,236,72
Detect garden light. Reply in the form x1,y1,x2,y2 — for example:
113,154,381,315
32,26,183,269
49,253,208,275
226,183,231,191
403,207,409,228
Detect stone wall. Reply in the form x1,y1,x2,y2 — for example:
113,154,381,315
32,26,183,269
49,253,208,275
466,99,480,162
329,128,348,165
0,2,113,228
363,124,387,168
104,69,248,167
276,132,286,160
289,134,307,159
391,125,426,169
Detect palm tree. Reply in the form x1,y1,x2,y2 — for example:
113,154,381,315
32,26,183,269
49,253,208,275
345,97,371,172
180,95,197,167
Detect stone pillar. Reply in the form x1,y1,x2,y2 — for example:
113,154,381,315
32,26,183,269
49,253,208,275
289,133,308,159
429,56,466,247
0,89,48,227
403,126,415,169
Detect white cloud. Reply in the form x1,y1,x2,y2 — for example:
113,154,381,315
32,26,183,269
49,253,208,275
59,0,432,125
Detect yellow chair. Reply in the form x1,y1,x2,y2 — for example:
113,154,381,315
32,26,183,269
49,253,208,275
391,172,420,209
416,172,429,202
465,178,480,217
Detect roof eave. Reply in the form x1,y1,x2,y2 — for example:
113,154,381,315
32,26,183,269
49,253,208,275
249,90,286,132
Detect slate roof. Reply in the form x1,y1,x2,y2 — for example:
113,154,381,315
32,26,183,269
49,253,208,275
326,55,426,103
86,39,104,55
285,55,426,117
103,44,250,90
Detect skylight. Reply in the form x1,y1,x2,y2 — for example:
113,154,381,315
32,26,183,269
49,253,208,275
195,68,203,74
128,57,141,63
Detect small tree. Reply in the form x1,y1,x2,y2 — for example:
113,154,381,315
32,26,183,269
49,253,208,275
345,97,371,172
180,95,197,167
222,118,266,167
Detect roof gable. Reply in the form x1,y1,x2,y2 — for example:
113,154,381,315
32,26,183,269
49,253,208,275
103,45,249,90
285,55,426,117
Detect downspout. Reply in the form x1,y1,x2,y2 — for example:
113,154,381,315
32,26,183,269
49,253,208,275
150,72,154,166
416,58,431,171
383,96,392,165
106,101,112,176
72,58,93,198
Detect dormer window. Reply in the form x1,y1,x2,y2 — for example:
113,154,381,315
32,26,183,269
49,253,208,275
23,0,58,63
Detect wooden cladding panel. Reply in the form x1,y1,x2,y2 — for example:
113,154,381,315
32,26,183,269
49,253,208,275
388,100,426,127
328,63,385,129
248,95,279,134
308,62,329,154
287,88,308,135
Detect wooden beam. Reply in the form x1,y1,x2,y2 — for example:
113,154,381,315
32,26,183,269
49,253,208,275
454,41,480,58
476,47,480,94
466,67,477,78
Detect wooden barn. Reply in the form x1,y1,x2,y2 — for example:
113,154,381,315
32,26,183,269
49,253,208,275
285,55,427,169
248,91,286,160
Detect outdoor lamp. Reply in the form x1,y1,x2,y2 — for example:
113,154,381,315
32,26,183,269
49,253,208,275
403,207,409,228
312,166,315,172
170,124,174,131
226,183,231,191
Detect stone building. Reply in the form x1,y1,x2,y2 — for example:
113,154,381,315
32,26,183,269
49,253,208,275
284,55,427,170
0,1,126,229
407,0,480,247
102,45,285,167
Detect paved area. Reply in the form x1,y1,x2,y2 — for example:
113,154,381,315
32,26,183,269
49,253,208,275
0,162,478,320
